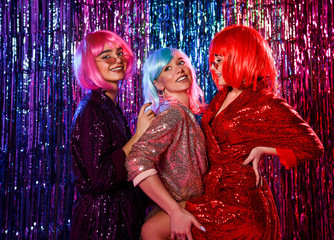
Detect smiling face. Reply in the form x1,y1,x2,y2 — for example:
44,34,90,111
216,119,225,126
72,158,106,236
95,44,128,85
210,54,228,87
153,52,193,96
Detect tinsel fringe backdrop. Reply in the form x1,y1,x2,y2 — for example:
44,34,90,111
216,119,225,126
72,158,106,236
0,0,333,239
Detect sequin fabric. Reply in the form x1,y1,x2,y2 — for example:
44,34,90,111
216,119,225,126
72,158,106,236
186,85,324,240
70,89,146,240
126,102,208,202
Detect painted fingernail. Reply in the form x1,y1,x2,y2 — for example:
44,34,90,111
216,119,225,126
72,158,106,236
242,163,246,166
201,226,206,232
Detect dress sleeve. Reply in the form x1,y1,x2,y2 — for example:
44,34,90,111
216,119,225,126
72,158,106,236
132,169,159,186
70,104,127,192
126,106,183,181
276,148,297,169
266,97,324,168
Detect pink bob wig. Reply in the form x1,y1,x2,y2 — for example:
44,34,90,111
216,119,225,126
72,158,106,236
74,30,134,90
209,25,277,91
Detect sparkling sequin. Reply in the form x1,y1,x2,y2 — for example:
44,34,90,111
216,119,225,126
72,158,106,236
126,102,208,202
186,85,323,239
2,0,333,239
70,89,146,239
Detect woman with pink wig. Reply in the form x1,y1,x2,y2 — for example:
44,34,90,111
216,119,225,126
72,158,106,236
185,25,324,239
70,30,155,239
126,48,208,240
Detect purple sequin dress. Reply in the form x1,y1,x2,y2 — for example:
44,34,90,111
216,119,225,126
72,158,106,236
70,89,146,240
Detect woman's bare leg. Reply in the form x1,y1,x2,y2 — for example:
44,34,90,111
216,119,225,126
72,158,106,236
141,210,171,240
141,201,186,240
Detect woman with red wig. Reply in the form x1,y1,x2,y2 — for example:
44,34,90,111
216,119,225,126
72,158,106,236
70,30,155,239
185,25,324,239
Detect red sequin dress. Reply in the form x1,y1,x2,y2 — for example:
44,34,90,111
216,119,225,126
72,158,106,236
185,85,324,240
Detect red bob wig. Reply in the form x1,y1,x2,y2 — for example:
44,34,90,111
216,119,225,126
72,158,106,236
209,25,277,91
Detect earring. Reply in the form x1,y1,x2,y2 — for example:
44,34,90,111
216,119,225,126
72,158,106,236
162,87,166,99
156,87,165,99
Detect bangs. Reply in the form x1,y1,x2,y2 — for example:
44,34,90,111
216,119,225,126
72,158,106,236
88,33,132,59
87,34,108,58
151,48,174,80
209,33,229,64
74,30,135,91
208,25,277,91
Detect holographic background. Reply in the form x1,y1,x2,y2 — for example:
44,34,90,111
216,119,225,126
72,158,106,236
1,0,333,239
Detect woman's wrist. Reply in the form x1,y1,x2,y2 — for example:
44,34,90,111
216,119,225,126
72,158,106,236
165,201,183,216
257,146,278,156
132,133,140,142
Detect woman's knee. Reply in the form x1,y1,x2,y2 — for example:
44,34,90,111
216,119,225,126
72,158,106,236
141,222,151,240
141,212,170,240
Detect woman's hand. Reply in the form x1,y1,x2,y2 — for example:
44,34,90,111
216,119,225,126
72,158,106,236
169,206,204,240
134,102,156,139
122,103,155,156
243,147,278,188
139,175,206,240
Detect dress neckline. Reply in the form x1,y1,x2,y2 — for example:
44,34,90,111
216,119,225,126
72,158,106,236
213,88,244,120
